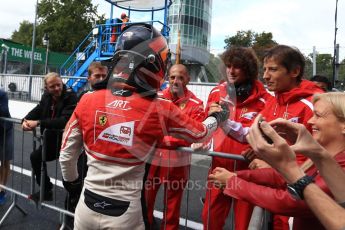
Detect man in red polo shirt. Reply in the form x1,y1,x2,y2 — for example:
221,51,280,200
145,64,205,230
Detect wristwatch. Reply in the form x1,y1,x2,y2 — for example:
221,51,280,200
287,175,315,200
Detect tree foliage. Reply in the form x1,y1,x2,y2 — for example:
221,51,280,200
11,0,105,53
11,20,34,45
224,30,277,62
252,32,277,62
305,53,345,89
223,30,345,88
314,53,333,76
304,53,334,79
224,30,255,48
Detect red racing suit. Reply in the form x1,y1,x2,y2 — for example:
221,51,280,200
59,89,218,229
202,80,270,230
222,151,345,230
145,88,205,230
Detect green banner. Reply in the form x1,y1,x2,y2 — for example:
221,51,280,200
1,39,72,68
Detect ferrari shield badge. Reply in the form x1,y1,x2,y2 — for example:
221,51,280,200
99,115,108,126
179,102,186,110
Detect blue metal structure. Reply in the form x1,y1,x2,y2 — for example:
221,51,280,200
60,0,172,92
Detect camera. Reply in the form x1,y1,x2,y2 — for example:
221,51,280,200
258,118,273,144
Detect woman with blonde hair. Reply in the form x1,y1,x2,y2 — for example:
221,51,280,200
209,92,345,230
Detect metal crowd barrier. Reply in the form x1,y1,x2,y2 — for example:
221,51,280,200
0,116,272,229
39,128,75,228
0,117,28,226
175,147,273,230
0,117,73,229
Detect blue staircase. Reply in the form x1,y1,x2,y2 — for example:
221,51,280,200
60,0,172,93
60,20,122,92
60,20,170,92
66,50,98,91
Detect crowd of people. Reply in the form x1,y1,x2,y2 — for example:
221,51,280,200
0,23,344,230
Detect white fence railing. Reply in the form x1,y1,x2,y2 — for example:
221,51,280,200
0,74,76,102
0,73,217,105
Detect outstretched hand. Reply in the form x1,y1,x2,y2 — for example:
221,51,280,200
246,115,302,182
22,119,38,131
248,159,271,170
191,142,211,152
208,167,236,189
208,102,230,124
207,102,222,116
241,148,271,169
269,118,329,160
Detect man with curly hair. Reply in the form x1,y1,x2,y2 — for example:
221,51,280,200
202,47,270,230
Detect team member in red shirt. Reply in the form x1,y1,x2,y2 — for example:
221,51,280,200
59,23,228,230
213,45,324,229
202,47,270,230
145,64,205,229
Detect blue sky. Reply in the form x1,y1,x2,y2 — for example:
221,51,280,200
1,0,344,58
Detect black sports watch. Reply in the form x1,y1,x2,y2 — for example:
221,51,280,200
287,175,315,200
